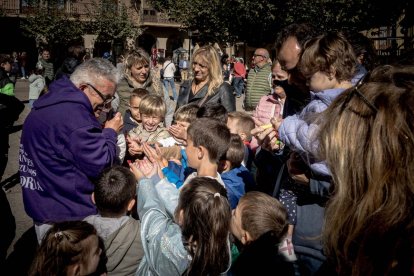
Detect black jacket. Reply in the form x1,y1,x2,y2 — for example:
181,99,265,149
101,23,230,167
231,231,295,276
176,80,236,112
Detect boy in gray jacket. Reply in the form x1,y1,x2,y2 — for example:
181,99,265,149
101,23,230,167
85,165,143,276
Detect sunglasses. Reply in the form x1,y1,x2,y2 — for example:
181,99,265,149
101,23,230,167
340,73,378,114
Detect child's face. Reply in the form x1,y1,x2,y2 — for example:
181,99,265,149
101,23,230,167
78,235,101,275
129,97,142,122
185,136,200,169
307,71,335,92
141,113,162,132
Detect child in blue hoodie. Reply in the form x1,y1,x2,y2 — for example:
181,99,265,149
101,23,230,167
219,134,255,209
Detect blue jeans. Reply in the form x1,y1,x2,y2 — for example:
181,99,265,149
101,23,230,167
163,78,177,101
232,77,244,96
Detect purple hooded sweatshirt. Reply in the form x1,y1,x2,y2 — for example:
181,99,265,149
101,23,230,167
19,76,118,224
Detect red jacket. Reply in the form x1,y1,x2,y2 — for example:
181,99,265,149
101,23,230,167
233,61,246,78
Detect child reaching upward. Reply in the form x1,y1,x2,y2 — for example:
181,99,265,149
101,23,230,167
29,221,103,276
130,160,232,276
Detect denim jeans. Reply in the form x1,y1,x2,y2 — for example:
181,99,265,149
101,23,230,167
163,78,177,101
232,77,244,96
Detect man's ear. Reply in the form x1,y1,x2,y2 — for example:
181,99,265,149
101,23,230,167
127,198,136,212
91,193,96,205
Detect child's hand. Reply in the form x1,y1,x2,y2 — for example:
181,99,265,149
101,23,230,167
129,160,146,181
138,157,163,179
142,143,168,168
127,135,143,155
270,116,283,131
168,124,187,142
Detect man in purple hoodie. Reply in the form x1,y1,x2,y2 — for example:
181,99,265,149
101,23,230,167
19,58,123,243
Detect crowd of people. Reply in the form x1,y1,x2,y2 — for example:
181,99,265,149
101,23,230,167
0,22,413,276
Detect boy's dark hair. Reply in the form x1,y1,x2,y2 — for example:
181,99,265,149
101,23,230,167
131,88,149,100
174,103,199,123
187,118,231,163
196,103,228,123
0,54,11,65
94,165,136,217
222,134,245,169
227,111,255,141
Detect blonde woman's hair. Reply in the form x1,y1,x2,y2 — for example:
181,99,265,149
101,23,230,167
192,45,223,96
318,65,414,275
139,94,166,119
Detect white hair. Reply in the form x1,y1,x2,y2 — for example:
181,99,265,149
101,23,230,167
70,58,120,86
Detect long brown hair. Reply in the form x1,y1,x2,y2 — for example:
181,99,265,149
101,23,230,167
175,177,231,276
318,65,414,275
30,221,98,276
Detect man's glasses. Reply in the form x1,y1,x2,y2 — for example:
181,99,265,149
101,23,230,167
253,54,266,59
341,73,378,114
85,83,115,105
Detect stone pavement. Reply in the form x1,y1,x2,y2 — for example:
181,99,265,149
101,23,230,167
4,79,245,256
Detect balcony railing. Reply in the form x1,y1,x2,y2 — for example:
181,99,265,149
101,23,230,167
0,0,99,17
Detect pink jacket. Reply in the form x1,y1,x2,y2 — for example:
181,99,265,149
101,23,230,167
253,94,283,124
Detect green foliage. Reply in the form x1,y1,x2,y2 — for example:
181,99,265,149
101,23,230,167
21,0,141,46
148,0,409,46
21,7,85,46
86,0,142,43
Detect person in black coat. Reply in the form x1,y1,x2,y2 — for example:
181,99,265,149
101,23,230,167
230,191,294,276
176,45,235,112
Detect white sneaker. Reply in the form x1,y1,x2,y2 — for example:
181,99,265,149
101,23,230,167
278,236,297,262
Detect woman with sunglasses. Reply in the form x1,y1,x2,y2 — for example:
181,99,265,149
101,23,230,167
176,45,236,112
318,64,414,275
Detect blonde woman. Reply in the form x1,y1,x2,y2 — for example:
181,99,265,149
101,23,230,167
116,48,175,126
176,45,236,112
318,65,414,275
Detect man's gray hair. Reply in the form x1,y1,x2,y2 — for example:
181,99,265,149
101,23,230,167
70,58,120,86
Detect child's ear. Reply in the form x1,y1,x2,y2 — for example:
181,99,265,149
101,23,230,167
197,146,205,160
91,193,96,205
127,198,136,212
239,132,247,142
241,230,253,245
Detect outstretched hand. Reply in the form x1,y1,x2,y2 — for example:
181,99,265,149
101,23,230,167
142,142,168,169
129,158,159,181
